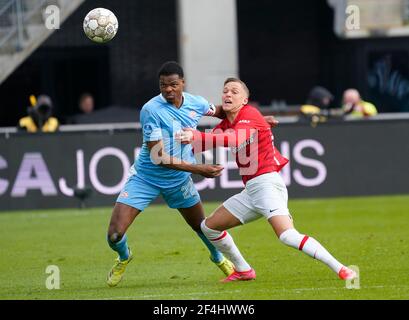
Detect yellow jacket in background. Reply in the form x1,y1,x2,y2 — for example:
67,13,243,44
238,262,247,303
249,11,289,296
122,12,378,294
19,116,59,133
343,101,378,118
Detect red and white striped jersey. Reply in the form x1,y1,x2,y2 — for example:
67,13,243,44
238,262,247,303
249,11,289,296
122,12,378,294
196,104,289,185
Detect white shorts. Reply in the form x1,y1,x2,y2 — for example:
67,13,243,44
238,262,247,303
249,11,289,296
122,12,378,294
223,172,291,224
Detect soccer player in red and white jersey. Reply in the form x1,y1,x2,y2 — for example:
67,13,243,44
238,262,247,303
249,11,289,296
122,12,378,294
177,77,357,282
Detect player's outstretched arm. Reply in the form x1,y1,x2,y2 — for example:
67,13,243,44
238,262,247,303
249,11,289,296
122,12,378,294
147,140,223,178
175,128,216,153
176,128,252,152
264,115,279,127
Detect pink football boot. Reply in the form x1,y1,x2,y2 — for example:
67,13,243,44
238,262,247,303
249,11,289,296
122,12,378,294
221,268,256,283
338,266,358,280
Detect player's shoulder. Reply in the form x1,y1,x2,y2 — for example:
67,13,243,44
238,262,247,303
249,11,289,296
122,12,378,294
183,92,208,106
240,104,264,120
141,95,165,114
237,105,269,128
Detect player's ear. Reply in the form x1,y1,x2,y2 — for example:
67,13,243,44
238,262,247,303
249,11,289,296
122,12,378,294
243,97,248,105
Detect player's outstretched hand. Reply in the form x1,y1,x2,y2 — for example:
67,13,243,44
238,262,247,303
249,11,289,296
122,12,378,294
195,164,224,178
175,128,195,144
264,115,279,128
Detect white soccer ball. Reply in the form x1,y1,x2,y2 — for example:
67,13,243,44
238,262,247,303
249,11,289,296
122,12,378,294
83,8,118,43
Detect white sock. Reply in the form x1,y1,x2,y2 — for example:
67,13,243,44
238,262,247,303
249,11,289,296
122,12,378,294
200,220,251,272
279,228,344,274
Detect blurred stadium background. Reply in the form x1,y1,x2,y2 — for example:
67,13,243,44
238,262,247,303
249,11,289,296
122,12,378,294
0,0,408,300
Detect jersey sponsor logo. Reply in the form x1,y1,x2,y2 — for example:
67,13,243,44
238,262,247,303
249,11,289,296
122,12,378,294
231,132,256,154
238,120,250,124
189,110,197,119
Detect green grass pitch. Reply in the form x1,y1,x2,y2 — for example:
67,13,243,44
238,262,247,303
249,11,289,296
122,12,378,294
0,195,408,300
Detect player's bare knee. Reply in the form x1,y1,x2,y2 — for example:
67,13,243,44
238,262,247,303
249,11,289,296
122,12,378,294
108,231,124,243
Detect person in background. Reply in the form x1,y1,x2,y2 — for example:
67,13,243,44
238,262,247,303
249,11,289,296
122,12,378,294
299,86,334,126
342,89,378,118
18,95,59,133
78,93,95,114
68,93,95,124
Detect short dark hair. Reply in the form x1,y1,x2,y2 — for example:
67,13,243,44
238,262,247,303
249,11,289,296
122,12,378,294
158,61,184,78
79,92,93,103
224,77,250,98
